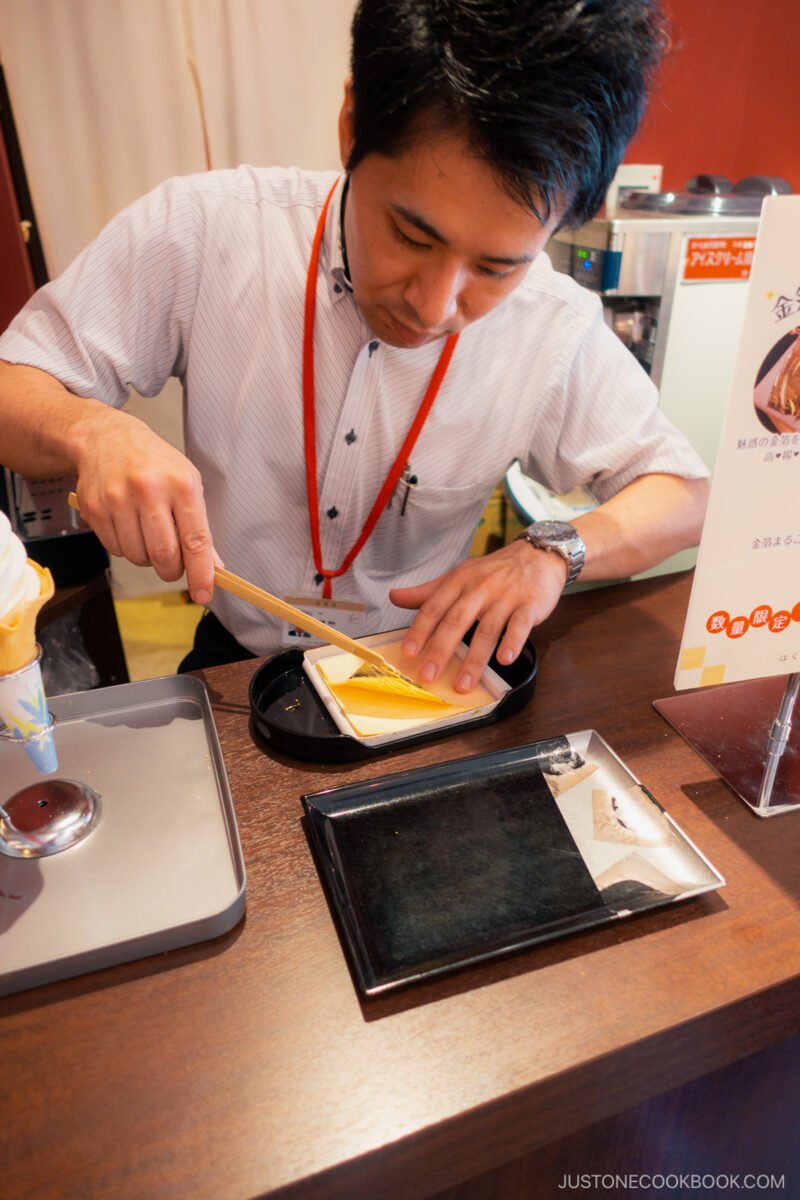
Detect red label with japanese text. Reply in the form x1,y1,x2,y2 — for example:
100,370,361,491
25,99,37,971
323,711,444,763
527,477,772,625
684,236,755,281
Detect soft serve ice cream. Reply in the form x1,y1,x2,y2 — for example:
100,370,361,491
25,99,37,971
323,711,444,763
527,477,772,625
1,510,43,625
0,510,58,774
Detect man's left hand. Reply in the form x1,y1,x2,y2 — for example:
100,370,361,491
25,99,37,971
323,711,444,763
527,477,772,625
389,540,567,694
390,473,711,694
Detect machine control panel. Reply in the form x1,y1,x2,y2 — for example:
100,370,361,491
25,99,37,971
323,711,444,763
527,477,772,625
570,245,622,291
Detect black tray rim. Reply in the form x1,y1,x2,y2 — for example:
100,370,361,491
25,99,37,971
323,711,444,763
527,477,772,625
248,633,537,764
301,733,727,996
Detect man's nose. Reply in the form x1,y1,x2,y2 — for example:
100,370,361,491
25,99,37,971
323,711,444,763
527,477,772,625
405,260,462,330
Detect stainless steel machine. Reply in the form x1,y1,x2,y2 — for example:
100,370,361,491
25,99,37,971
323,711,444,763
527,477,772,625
1,467,108,587
506,176,791,577
544,178,785,472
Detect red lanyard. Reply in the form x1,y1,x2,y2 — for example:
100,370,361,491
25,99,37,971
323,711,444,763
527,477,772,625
303,181,459,598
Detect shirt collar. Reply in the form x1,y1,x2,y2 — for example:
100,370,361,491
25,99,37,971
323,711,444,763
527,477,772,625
324,174,353,303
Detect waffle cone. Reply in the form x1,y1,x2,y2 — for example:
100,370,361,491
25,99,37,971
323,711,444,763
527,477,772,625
0,560,55,674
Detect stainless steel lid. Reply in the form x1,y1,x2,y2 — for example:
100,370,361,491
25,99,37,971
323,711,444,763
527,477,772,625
621,174,791,218
0,779,101,858
621,191,765,216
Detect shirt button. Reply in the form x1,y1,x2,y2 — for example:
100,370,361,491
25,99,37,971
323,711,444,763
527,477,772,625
333,283,343,294
345,429,357,444
327,506,339,519
314,573,324,585
368,340,379,356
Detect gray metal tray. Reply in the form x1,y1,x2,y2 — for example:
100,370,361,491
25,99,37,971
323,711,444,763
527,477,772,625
0,676,246,996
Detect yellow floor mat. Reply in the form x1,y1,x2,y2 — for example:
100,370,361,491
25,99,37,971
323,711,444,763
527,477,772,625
113,591,203,682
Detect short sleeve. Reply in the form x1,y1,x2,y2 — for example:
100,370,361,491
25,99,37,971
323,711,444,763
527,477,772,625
517,301,710,502
0,175,203,408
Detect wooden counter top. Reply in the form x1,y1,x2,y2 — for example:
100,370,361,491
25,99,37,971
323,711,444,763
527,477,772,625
3,571,798,1198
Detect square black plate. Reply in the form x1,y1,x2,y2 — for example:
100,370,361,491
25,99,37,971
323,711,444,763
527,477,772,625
302,735,725,995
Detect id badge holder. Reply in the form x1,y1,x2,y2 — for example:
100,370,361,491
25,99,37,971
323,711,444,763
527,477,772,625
279,594,367,649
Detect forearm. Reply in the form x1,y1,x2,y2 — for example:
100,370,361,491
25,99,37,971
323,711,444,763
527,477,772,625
0,359,130,477
574,473,710,581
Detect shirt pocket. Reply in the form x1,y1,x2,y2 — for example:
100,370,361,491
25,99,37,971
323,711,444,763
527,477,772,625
363,477,498,579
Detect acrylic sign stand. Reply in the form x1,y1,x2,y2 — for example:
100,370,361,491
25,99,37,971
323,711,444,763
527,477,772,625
654,196,800,818
654,671,800,817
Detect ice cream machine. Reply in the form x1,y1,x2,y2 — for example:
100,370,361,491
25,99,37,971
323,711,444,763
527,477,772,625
506,178,793,577
545,186,766,474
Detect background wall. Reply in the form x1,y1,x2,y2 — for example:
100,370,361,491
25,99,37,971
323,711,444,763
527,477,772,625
0,0,355,277
628,0,799,193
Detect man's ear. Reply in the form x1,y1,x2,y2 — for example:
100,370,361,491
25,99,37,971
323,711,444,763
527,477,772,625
338,78,355,169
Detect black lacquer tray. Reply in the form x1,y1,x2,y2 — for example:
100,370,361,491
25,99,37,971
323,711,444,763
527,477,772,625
249,635,536,764
302,733,725,995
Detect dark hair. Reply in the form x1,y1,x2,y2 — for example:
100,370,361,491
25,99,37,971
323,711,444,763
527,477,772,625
347,0,668,228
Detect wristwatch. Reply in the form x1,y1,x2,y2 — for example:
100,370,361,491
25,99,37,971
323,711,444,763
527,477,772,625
515,519,586,587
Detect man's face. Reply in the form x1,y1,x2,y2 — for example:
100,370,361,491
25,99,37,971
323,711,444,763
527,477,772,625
338,100,556,350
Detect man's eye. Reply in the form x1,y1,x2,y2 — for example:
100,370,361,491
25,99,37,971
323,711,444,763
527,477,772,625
477,264,512,279
395,225,429,249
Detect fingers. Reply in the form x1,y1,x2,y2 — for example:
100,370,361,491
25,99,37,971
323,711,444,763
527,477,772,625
454,603,535,693
174,503,215,604
416,592,526,693
403,584,474,678
393,569,503,690
493,606,539,667
76,464,215,604
389,545,565,693
104,496,182,579
389,575,449,655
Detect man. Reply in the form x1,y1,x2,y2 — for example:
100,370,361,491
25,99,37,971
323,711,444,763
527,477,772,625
0,0,709,689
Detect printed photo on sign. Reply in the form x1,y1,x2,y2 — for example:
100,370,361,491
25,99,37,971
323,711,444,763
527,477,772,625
754,328,800,434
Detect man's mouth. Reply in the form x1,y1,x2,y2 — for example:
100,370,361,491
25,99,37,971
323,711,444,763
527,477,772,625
383,309,441,348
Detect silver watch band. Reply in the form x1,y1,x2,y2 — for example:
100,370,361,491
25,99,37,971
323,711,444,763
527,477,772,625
514,523,586,586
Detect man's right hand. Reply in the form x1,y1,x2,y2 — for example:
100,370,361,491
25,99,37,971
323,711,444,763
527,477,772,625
72,407,216,605
0,361,216,605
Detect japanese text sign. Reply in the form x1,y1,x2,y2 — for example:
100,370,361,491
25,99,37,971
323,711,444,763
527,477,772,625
683,236,755,282
681,238,758,285
676,197,800,690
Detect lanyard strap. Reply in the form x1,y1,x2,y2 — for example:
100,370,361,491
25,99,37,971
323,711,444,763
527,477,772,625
303,180,459,598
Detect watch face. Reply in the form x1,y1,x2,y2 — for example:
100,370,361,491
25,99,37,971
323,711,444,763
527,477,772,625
533,521,577,542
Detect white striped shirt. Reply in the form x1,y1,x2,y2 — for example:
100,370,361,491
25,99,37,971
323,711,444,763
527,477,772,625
0,166,708,656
